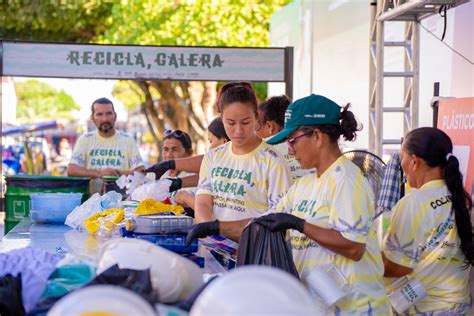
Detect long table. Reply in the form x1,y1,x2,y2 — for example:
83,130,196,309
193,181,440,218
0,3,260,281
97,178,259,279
1,219,226,274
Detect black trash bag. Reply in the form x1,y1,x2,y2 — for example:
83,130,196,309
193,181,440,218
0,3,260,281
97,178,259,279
237,221,300,279
0,274,25,316
86,264,159,304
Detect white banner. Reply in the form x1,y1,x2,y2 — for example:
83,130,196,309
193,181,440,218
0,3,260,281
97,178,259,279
1,41,286,81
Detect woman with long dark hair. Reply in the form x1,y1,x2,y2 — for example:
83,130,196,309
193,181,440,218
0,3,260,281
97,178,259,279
383,127,473,315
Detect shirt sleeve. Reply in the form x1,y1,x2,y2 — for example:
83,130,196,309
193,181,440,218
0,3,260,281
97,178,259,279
69,136,87,167
196,152,213,196
382,195,424,268
328,175,372,244
128,139,144,169
266,155,293,210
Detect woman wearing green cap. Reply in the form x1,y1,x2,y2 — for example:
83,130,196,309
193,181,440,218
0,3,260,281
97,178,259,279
254,94,390,314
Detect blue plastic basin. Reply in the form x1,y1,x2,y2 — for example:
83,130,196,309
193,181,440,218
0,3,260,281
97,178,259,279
29,193,83,224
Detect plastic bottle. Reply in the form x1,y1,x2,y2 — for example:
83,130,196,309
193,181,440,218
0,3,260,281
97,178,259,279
99,191,123,211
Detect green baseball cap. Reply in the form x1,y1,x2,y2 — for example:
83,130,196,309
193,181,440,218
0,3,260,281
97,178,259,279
267,94,342,145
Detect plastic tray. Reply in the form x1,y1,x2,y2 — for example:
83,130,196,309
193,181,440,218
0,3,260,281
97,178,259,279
120,228,198,254
127,214,193,234
29,193,83,223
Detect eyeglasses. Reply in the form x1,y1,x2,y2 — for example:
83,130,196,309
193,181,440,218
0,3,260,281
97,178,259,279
287,130,314,151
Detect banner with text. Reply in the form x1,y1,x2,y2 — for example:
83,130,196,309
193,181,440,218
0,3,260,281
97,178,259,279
1,41,286,81
437,97,474,195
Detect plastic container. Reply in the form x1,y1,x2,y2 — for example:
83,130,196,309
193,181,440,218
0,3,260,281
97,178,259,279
4,175,89,233
29,193,83,224
99,191,122,211
125,214,193,234
121,228,198,254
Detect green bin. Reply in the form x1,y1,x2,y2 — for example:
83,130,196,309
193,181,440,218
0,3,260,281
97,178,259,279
4,175,90,234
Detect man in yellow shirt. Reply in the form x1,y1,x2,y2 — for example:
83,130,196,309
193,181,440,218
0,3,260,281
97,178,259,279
67,97,144,193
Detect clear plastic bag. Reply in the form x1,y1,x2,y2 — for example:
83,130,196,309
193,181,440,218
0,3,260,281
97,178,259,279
65,193,102,230
65,192,123,230
116,172,153,197
131,179,172,202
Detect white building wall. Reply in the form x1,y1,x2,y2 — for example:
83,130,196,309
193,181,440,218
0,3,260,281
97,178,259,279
270,0,473,150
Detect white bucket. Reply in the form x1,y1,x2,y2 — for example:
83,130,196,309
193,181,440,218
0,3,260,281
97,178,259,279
304,266,347,307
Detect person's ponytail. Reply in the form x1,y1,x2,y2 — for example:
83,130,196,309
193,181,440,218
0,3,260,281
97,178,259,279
339,104,361,141
317,103,362,142
445,155,474,265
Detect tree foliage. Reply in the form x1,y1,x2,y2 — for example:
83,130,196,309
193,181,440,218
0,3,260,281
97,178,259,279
15,80,80,123
101,0,288,149
0,0,113,42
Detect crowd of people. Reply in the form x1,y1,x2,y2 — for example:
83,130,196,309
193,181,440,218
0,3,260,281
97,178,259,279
68,83,473,315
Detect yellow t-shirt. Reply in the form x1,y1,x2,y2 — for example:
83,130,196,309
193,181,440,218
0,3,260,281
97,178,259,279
273,156,391,315
383,180,471,314
70,130,144,193
271,141,315,179
197,141,293,221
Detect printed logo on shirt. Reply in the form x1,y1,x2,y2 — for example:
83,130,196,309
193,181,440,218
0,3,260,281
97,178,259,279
295,199,318,217
89,148,125,167
429,195,452,210
290,235,319,250
211,167,255,197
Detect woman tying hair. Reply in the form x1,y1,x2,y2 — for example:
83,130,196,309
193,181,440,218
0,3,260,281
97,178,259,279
194,82,292,224
189,94,390,314
382,127,473,315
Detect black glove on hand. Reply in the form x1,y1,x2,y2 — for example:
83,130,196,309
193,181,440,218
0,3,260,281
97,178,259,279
144,160,176,179
186,220,220,246
168,178,182,192
254,213,305,233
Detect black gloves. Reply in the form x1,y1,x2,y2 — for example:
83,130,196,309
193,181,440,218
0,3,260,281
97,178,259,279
168,178,182,192
254,213,305,233
144,160,176,179
186,220,220,246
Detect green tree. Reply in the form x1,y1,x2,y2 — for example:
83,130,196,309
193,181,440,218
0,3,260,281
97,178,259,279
15,80,80,123
101,0,288,147
0,0,113,42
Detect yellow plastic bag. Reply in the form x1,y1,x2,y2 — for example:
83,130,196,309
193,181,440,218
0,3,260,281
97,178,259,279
83,208,124,235
135,199,184,215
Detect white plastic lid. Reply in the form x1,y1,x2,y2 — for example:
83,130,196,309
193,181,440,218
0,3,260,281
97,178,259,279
47,285,155,316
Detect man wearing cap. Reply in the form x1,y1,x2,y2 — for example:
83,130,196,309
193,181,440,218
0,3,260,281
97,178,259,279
189,94,391,314
67,97,144,193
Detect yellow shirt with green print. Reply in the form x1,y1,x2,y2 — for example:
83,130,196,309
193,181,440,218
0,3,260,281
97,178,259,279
197,141,293,221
